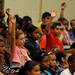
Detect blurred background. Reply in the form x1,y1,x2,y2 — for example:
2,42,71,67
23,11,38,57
4,0,75,25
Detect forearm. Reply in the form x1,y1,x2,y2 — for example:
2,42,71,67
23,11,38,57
11,23,16,54
60,9,64,18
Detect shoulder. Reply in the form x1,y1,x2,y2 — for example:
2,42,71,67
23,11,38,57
60,68,71,75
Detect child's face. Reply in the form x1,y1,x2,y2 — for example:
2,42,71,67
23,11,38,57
16,33,25,47
42,56,50,68
49,54,56,68
62,20,69,29
54,26,62,36
28,65,41,75
32,29,39,40
43,16,52,25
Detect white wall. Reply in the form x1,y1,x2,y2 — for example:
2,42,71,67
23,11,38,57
5,0,75,25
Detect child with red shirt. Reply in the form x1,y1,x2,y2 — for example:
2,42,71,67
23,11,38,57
46,22,64,53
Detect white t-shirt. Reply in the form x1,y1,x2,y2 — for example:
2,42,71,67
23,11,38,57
60,68,72,75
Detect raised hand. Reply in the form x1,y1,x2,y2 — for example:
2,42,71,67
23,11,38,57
61,2,66,10
60,2,66,18
6,8,10,16
6,8,16,24
6,8,16,60
51,10,56,18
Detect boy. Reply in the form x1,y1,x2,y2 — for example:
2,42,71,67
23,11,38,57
46,22,64,53
60,55,75,75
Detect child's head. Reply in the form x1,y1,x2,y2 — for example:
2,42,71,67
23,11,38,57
56,52,71,68
26,25,39,40
23,16,32,24
19,61,41,75
51,22,63,36
40,51,50,68
16,31,25,48
48,52,56,68
58,17,69,30
70,19,75,29
68,55,75,73
42,12,52,25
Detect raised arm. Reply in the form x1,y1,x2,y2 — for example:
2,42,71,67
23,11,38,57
6,8,16,59
60,2,66,18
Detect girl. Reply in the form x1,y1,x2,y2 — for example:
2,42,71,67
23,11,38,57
12,31,31,67
25,24,41,61
6,8,31,68
19,61,41,75
39,51,52,75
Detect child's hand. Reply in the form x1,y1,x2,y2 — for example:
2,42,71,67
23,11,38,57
6,8,16,24
6,8,11,16
61,2,66,10
51,10,56,18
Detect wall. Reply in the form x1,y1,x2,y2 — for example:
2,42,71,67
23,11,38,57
5,0,75,25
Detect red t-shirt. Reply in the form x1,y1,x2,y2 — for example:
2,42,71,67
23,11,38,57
46,33,64,52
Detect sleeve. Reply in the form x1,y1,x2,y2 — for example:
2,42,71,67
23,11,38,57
21,49,31,61
12,47,21,63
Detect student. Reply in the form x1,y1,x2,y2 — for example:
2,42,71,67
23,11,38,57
6,8,31,68
58,2,72,45
22,16,32,33
46,22,64,53
45,52,64,75
39,51,52,75
12,31,31,68
19,61,42,75
69,19,75,42
37,12,52,33
56,52,70,75
25,24,41,61
60,55,75,75
22,16,32,25
48,52,57,75
58,17,72,45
